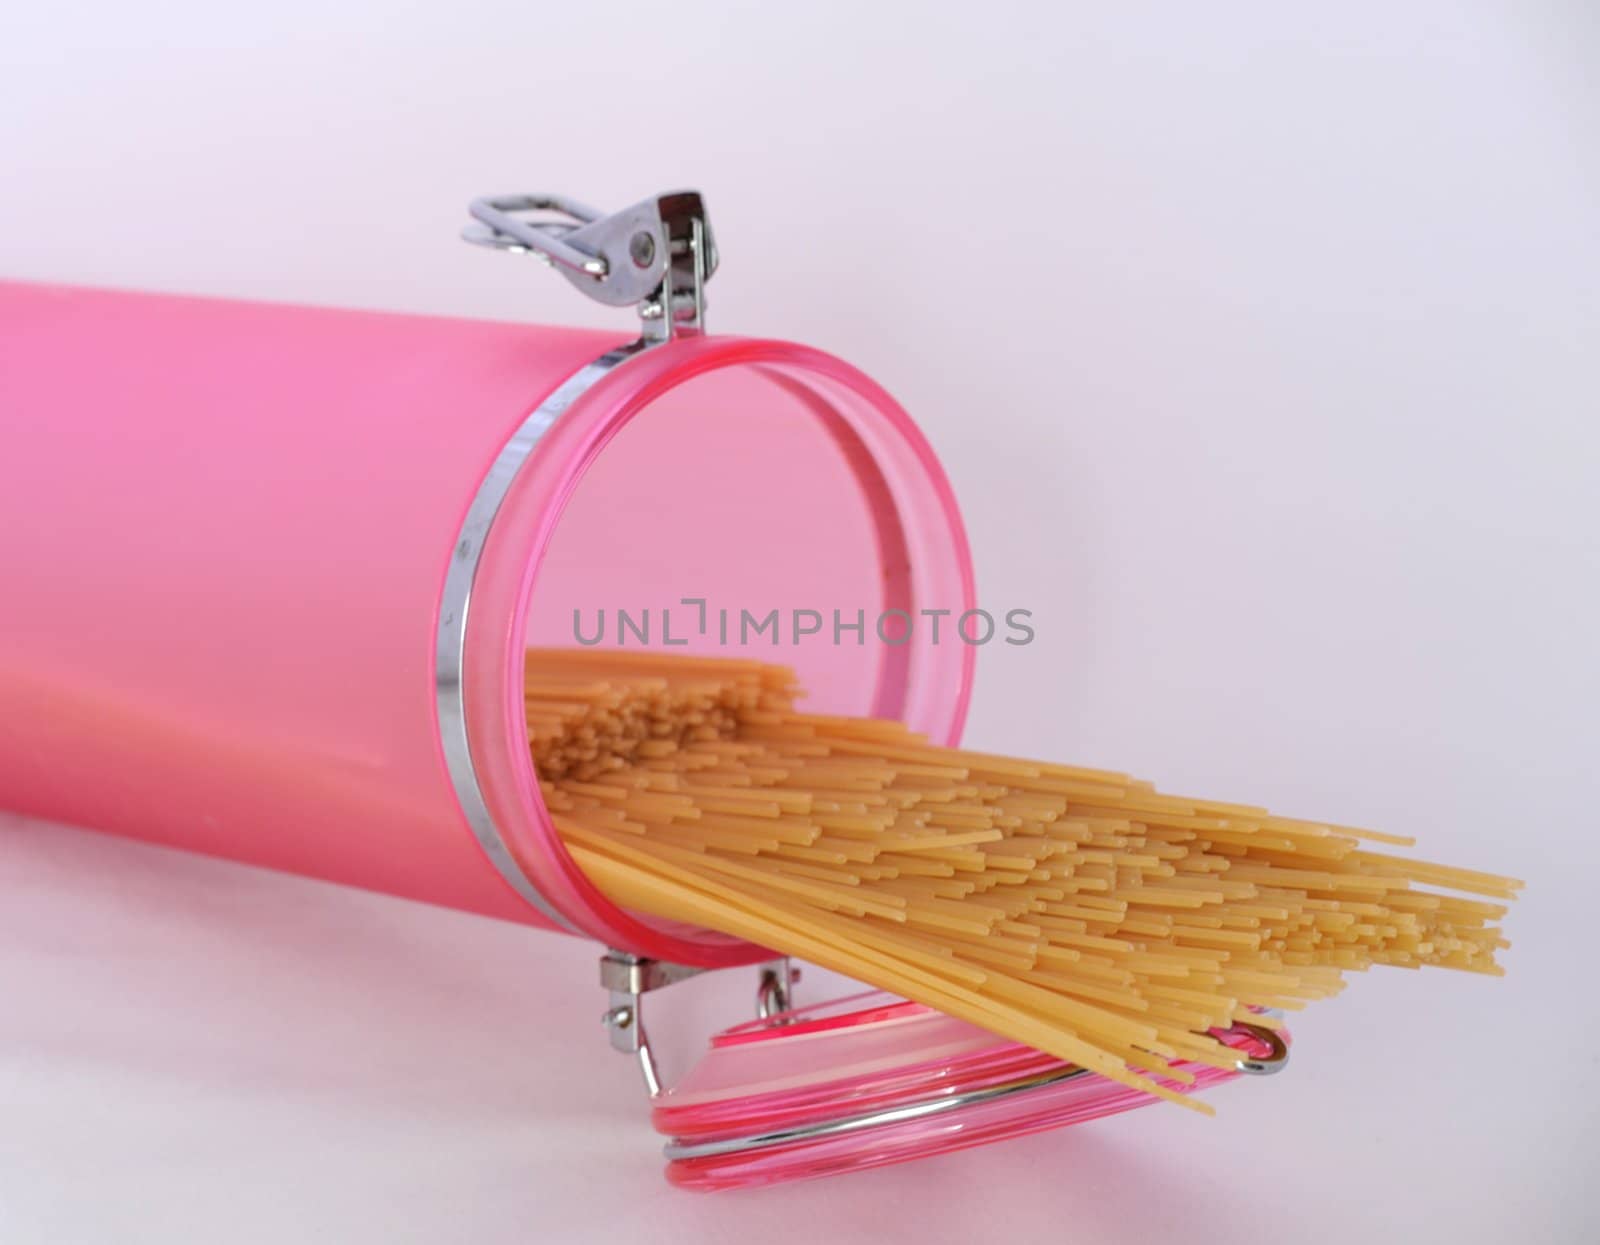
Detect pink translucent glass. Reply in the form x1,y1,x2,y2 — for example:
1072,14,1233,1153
462,337,977,965
0,283,975,968
0,282,620,924
654,993,1288,1190
0,281,1269,1189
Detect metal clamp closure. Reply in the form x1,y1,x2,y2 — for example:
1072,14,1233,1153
463,190,717,341
600,951,797,1097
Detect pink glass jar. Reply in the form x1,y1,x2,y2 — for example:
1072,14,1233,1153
0,279,974,969
0,191,1286,1187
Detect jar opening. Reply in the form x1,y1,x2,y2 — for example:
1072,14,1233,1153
467,337,975,963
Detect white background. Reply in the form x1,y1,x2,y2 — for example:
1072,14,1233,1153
3,3,1597,1241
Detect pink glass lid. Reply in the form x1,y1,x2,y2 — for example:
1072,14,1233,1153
652,990,1289,1190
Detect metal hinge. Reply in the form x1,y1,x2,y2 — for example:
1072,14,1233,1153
462,191,717,343
599,951,798,1097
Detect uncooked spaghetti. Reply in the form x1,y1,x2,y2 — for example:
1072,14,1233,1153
527,648,1517,1109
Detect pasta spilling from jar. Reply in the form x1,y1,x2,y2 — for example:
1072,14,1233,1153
527,648,1518,1109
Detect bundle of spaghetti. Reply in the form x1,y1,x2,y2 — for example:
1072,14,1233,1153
526,648,1519,1110
526,649,799,783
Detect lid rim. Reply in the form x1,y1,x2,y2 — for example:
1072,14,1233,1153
662,1062,1094,1161
661,1019,1289,1168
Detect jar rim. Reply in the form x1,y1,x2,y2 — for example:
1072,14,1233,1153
457,333,977,965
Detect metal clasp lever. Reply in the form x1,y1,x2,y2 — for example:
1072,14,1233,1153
463,191,717,342
600,951,797,1097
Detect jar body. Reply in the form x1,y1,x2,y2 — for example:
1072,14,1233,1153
0,281,976,966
